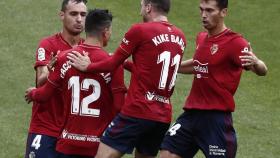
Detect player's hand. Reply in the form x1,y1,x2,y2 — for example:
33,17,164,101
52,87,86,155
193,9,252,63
67,51,90,72
47,51,60,71
25,87,36,104
239,43,259,67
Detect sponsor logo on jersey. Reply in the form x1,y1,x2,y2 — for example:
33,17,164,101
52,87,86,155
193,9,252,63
167,27,172,32
37,48,45,61
61,129,100,142
210,44,219,55
241,47,249,53
193,60,209,79
122,38,130,45
62,129,68,138
145,91,170,104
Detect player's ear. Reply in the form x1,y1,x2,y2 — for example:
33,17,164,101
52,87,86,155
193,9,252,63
220,8,227,18
146,3,152,13
59,11,65,21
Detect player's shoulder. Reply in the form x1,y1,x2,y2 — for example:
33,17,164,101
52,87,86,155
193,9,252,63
39,33,60,44
226,29,248,45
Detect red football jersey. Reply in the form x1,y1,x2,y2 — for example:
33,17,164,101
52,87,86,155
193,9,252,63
119,22,186,123
48,44,126,156
185,29,249,112
30,33,83,137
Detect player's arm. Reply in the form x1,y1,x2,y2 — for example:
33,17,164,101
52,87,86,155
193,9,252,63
67,48,129,73
34,39,58,87
239,44,267,76
111,65,127,114
26,55,63,103
123,59,133,72
68,24,140,73
36,66,49,87
178,59,194,74
25,81,57,103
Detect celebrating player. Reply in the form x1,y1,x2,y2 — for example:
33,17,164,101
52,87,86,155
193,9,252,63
160,0,267,158
25,9,127,157
25,0,87,158
67,0,186,157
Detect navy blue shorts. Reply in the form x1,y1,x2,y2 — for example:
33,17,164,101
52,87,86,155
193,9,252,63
25,133,59,158
161,110,237,158
57,152,94,158
101,113,170,156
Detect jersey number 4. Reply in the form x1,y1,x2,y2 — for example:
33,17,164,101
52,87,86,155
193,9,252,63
68,76,101,117
157,51,181,90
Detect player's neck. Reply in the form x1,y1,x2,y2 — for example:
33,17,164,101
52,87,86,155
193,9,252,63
84,37,102,47
207,23,227,37
150,14,168,22
61,31,81,47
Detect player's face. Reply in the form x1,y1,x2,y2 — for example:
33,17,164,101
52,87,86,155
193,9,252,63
140,0,150,22
60,1,87,36
102,26,112,47
199,0,226,30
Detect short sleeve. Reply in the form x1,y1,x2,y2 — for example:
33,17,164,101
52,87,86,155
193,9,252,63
47,55,64,88
230,37,250,68
34,39,54,69
119,24,142,56
111,65,127,93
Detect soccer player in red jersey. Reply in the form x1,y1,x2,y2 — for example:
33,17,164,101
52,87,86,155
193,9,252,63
160,0,268,158
67,0,186,157
25,0,87,158
25,9,127,158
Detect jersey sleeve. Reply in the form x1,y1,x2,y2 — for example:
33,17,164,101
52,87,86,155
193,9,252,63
119,24,142,56
110,65,127,113
230,37,250,68
34,39,54,69
47,54,65,88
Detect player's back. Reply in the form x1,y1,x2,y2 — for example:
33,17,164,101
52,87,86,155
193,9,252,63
30,33,83,137
53,44,116,156
120,22,186,123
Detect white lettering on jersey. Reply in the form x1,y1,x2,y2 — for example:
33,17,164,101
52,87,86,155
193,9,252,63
193,60,209,79
60,129,100,142
60,60,72,79
152,34,185,51
145,91,170,104
37,48,45,61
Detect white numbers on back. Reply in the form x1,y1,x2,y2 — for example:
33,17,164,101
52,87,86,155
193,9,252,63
31,135,42,150
157,51,181,90
68,76,101,117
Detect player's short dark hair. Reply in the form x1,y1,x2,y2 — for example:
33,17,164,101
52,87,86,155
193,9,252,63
203,0,228,10
215,0,228,9
144,0,170,14
85,9,113,36
61,0,87,11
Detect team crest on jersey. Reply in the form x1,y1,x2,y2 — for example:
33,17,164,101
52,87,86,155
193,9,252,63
210,44,219,55
37,48,45,61
29,151,36,158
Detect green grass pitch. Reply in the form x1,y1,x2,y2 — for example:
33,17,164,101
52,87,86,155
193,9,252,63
0,0,279,157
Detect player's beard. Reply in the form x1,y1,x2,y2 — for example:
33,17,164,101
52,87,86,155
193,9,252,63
66,27,83,36
143,16,148,22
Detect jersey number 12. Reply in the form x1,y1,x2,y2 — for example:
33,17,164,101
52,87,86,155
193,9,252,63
68,76,101,117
